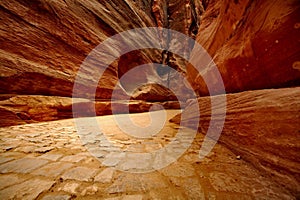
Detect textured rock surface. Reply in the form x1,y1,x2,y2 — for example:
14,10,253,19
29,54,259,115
175,0,300,196
170,87,300,194
0,95,181,127
0,95,77,126
187,0,300,95
0,0,202,101
0,0,154,99
131,83,177,101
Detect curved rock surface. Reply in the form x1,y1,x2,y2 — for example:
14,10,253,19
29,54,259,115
0,0,201,126
187,0,300,95
0,0,155,99
176,0,300,195
0,0,201,100
170,87,300,194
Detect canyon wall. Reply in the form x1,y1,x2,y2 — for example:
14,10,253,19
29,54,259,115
171,0,300,195
0,0,202,125
170,87,300,194
187,0,300,95
0,0,201,99
0,0,155,99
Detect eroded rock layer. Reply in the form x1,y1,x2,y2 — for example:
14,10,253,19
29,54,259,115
0,95,180,127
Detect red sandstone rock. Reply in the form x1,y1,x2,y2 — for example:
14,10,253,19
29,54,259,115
0,0,201,101
0,0,156,99
187,0,300,95
170,87,300,195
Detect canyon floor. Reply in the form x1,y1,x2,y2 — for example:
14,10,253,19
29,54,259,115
0,110,293,200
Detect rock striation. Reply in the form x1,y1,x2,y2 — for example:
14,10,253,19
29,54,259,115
0,95,180,127
0,0,203,125
0,0,202,100
0,0,155,99
171,0,300,195
187,0,300,95
170,87,300,194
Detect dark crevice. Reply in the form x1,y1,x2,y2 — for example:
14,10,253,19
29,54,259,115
202,0,210,10
151,0,204,87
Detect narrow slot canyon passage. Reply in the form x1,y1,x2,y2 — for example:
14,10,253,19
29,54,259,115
0,0,299,199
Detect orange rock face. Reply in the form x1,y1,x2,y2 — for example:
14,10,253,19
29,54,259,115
170,87,300,194
0,0,158,99
187,0,300,95
0,0,203,126
175,0,300,195
0,0,202,101
0,95,180,127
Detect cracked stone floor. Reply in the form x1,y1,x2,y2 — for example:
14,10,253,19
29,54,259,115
0,110,294,199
